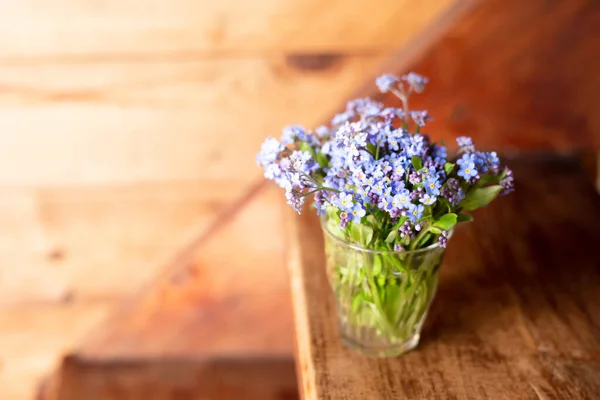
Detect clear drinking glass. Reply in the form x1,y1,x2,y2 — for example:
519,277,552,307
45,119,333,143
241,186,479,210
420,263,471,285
322,219,448,357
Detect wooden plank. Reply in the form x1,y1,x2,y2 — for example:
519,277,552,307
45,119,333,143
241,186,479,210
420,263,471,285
287,156,600,399
0,302,112,400
0,56,389,186
77,184,293,359
49,356,298,400
367,0,600,150
43,184,296,398
0,182,238,303
0,0,451,57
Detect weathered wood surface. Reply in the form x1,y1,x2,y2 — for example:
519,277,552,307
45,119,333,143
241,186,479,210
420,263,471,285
0,0,450,56
0,0,452,187
288,156,600,399
49,356,298,400
0,0,453,396
368,0,600,151
45,184,299,399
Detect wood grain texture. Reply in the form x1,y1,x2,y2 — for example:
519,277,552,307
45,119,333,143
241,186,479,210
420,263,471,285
370,0,600,150
76,183,293,360
43,184,297,399
0,182,238,303
0,57,387,186
0,0,451,57
0,1,455,397
0,302,112,400
0,0,452,187
287,156,600,399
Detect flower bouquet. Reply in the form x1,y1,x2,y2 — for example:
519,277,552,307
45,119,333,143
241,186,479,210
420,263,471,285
256,73,513,357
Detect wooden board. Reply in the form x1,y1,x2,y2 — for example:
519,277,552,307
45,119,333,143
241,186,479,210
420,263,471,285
0,0,451,57
0,182,239,303
0,1,457,397
0,0,452,187
0,302,112,400
45,184,298,398
368,0,600,150
287,156,600,399
0,57,388,186
76,183,293,359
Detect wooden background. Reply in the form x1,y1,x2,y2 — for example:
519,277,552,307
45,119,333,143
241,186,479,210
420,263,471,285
2,0,599,397
0,1,455,398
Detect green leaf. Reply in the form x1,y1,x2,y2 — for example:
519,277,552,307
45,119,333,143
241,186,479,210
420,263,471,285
372,256,382,275
416,232,432,248
436,196,452,215
385,230,398,244
411,156,423,171
366,215,380,229
377,275,386,287
367,143,377,157
351,293,364,313
349,222,374,247
299,141,316,158
457,213,474,223
498,167,509,180
444,163,455,176
429,226,443,235
460,185,502,211
315,151,329,168
433,213,458,230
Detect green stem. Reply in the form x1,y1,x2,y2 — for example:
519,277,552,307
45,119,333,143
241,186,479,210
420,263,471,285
365,254,395,333
410,225,430,250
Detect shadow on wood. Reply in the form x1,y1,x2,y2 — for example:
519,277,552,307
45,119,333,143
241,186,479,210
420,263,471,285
49,356,298,400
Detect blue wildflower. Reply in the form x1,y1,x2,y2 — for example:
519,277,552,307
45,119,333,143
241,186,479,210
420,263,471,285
378,195,390,211
500,168,514,195
410,110,431,127
457,136,475,153
396,192,411,209
457,153,478,180
420,194,436,205
456,136,472,147
390,180,405,194
376,74,399,93
332,111,354,126
256,137,283,166
339,211,350,228
350,203,366,223
424,177,441,196
264,163,281,180
451,188,465,206
381,107,404,121
281,125,306,145
478,151,500,173
336,192,354,211
407,203,424,222
403,72,428,93
315,125,330,138
433,145,447,164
